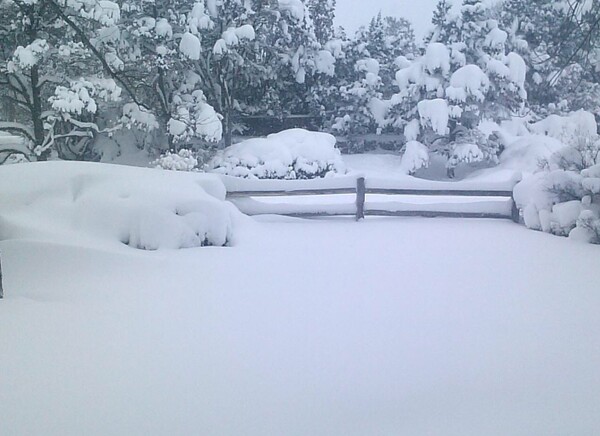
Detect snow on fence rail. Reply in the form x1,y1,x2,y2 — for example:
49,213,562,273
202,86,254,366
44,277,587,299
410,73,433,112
222,175,521,222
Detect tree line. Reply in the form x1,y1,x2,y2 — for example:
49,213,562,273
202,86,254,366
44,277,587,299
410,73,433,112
0,0,598,164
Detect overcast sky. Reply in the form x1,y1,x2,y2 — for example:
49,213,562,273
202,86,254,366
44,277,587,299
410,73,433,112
334,0,499,40
334,0,444,39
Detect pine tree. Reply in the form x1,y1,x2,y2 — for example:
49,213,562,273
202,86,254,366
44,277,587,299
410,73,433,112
427,0,455,44
498,0,600,116
366,12,386,59
307,0,336,45
432,0,452,28
385,2,529,176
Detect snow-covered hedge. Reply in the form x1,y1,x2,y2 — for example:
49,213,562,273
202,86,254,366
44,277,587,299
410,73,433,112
209,129,346,179
511,112,600,244
0,162,239,250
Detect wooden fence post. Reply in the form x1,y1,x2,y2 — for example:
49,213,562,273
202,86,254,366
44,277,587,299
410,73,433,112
0,249,3,299
356,177,366,221
511,194,520,224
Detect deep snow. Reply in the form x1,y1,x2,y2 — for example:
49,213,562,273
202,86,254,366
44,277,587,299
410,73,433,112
1,216,599,436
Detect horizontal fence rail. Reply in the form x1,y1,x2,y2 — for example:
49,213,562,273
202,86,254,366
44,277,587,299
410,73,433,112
223,175,521,223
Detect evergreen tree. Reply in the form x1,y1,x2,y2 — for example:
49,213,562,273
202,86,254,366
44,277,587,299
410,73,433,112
427,0,460,45
307,0,336,45
386,6,528,176
0,0,124,161
498,0,600,116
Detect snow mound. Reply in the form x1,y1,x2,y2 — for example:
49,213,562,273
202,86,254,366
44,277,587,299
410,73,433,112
0,162,238,250
210,129,346,180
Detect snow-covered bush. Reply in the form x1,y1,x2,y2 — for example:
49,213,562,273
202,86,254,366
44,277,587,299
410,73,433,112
513,170,586,234
525,111,600,173
573,165,600,243
0,162,238,250
512,115,600,244
500,135,568,173
209,129,346,180
530,111,598,147
153,149,199,172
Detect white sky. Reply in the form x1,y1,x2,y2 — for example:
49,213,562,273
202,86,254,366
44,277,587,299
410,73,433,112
334,0,447,39
334,0,499,40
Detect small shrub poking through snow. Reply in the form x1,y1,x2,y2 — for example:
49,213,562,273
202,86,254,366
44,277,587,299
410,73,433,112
153,149,199,172
209,129,346,179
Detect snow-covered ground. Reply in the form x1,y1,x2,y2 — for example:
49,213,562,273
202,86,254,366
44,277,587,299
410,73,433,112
2,213,600,435
1,159,599,435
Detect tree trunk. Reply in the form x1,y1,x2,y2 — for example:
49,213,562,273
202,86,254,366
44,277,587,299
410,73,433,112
30,65,48,161
224,110,233,147
0,249,3,299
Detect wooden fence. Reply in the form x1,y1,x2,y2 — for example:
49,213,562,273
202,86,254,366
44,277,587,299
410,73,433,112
224,176,521,223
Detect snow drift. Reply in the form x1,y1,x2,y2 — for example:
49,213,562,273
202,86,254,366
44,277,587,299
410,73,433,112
0,161,239,250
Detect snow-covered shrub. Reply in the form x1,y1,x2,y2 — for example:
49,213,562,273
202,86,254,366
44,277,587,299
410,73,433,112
513,165,600,243
510,112,600,244
573,209,600,244
572,165,600,243
530,110,597,146
514,170,584,231
209,129,346,180
0,162,238,250
500,135,568,173
153,149,199,172
542,126,600,172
